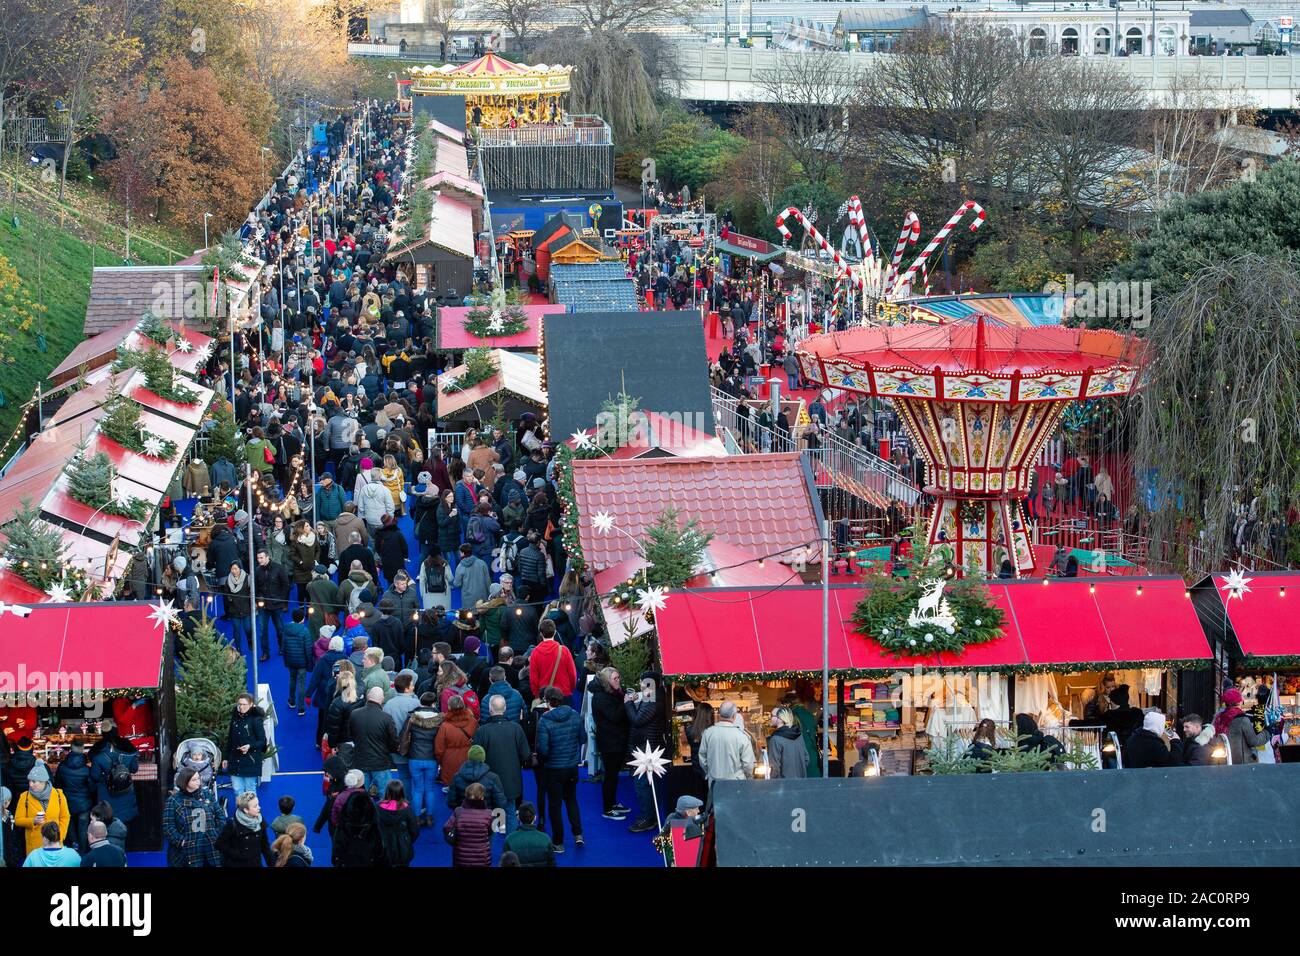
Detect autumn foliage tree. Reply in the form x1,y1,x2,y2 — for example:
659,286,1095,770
101,57,265,231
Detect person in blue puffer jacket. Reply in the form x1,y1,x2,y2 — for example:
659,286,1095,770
535,687,584,852
53,744,97,852
281,608,314,716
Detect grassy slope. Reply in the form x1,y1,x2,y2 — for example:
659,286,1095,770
0,169,200,455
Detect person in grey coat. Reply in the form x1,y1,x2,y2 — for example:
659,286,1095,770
451,545,491,609
766,707,808,779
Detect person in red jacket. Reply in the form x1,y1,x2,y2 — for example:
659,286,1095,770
528,620,576,699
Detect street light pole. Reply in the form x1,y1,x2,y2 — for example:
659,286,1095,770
246,463,260,693
204,212,212,250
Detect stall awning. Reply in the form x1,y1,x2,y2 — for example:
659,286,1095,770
654,578,1212,680
1199,570,1297,661
0,602,167,692
715,239,785,263
437,303,565,351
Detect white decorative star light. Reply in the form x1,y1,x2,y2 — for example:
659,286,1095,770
486,311,505,333
1221,568,1253,601
570,430,595,451
627,744,670,780
148,598,180,631
176,339,193,353
636,585,668,614
46,582,72,604
591,510,615,534
194,345,210,363
143,436,166,458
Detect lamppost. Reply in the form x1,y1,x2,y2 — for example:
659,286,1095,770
203,212,212,250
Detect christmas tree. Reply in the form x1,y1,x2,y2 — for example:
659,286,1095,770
176,614,248,746
64,446,152,521
136,312,175,347
202,400,243,468
122,346,198,405
641,508,713,590
1,500,73,591
99,381,178,459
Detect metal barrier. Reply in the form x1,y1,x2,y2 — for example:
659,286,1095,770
711,386,919,509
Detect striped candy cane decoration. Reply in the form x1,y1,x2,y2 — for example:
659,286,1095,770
883,212,920,298
897,200,985,296
775,206,863,292
846,195,876,280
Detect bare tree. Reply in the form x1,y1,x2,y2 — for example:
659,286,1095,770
555,0,695,33
1132,74,1260,211
47,0,140,201
716,106,795,222
535,28,655,140
1019,57,1145,270
480,0,548,53
755,50,862,191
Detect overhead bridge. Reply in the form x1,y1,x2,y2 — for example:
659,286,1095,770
670,42,1300,110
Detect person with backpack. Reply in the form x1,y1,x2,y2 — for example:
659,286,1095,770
88,720,139,834
447,744,508,818
53,742,97,853
496,527,525,578
376,779,420,866
418,553,451,612
515,532,549,605
437,661,481,718
443,781,494,867
331,770,384,867
466,502,502,564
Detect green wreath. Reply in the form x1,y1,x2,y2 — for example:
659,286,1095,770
851,569,1006,658
462,306,528,339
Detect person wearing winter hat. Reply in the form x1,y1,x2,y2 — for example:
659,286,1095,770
459,636,489,696
1215,687,1269,765
1121,711,1183,769
664,794,704,827
14,762,71,856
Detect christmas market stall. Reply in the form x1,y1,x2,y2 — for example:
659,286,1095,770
653,576,1212,785
435,349,546,431
437,302,565,354
0,601,176,850
1192,570,1300,761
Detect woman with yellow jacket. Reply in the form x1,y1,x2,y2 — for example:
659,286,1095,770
14,762,71,855
380,454,406,516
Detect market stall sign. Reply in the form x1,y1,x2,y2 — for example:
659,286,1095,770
727,232,772,255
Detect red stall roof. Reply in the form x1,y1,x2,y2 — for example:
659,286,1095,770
0,602,167,691
654,578,1211,679
573,454,820,573
1207,570,1298,659
437,303,565,351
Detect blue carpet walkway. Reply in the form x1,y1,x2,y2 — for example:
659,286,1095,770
129,492,663,868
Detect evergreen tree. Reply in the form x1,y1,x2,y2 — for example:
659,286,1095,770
1,501,71,591
202,400,244,468
64,447,152,521
128,346,198,404
641,508,712,590
100,382,146,448
176,614,248,746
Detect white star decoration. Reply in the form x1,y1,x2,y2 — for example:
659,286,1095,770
592,511,615,534
194,345,210,363
46,582,72,603
143,436,166,458
636,586,668,614
148,599,180,631
176,339,193,353
570,430,594,451
1221,568,1253,601
486,311,505,333
627,744,670,780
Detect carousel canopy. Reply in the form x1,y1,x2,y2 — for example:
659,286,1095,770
408,53,572,96
796,314,1145,403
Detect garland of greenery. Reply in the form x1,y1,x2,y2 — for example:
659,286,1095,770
553,444,584,570
852,568,1006,658
1232,655,1300,671
99,386,179,460
660,659,1214,684
463,305,529,339
65,447,154,522
441,347,497,394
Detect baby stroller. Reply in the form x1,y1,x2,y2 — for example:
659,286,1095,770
173,737,223,797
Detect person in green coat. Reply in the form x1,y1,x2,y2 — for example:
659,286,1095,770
785,693,822,778
476,585,509,650
306,565,340,642
245,428,275,476
501,802,554,867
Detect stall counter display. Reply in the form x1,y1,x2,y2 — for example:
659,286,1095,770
674,681,792,770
